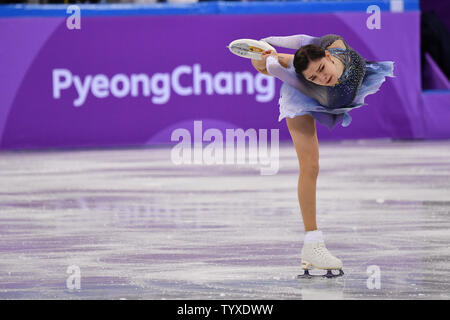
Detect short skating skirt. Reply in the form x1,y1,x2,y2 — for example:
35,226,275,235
278,61,395,130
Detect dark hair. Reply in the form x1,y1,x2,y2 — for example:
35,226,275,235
293,45,326,75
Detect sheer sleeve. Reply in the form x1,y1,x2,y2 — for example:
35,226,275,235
265,55,329,106
262,33,349,50
265,56,302,89
261,34,320,49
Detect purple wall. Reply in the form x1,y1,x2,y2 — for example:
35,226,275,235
0,11,441,150
420,0,450,31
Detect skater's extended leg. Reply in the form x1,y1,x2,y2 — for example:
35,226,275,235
286,115,319,232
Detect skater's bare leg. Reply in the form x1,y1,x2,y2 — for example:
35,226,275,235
286,118,344,277
252,53,318,232
286,115,319,232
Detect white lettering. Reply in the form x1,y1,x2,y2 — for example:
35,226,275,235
172,65,193,96
53,69,72,99
51,64,276,107
171,129,191,165
91,74,109,98
255,74,275,102
151,73,170,104
73,75,92,107
235,72,254,94
169,121,279,175
130,74,150,97
110,74,130,98
214,72,233,95
193,64,213,95
366,5,381,30
66,5,81,30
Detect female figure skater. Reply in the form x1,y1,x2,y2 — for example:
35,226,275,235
251,34,394,278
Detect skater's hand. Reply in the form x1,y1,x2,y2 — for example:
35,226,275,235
261,50,277,61
252,50,277,77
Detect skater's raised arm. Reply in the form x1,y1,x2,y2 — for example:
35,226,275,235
251,51,295,78
263,51,314,97
262,33,349,51
261,34,320,49
266,56,298,86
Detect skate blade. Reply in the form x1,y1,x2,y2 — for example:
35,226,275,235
297,269,344,279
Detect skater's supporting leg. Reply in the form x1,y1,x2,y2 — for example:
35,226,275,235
286,115,319,232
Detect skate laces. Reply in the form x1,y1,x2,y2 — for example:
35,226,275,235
302,243,342,269
313,244,333,259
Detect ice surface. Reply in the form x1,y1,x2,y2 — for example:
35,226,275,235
0,139,449,299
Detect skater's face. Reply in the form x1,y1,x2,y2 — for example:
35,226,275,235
302,50,339,87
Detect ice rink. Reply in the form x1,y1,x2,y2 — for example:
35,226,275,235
0,139,449,300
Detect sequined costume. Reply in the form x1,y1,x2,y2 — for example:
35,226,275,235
262,34,395,130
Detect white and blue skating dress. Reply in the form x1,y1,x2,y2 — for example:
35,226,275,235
263,34,395,130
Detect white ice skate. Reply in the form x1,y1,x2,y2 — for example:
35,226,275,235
297,242,344,279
